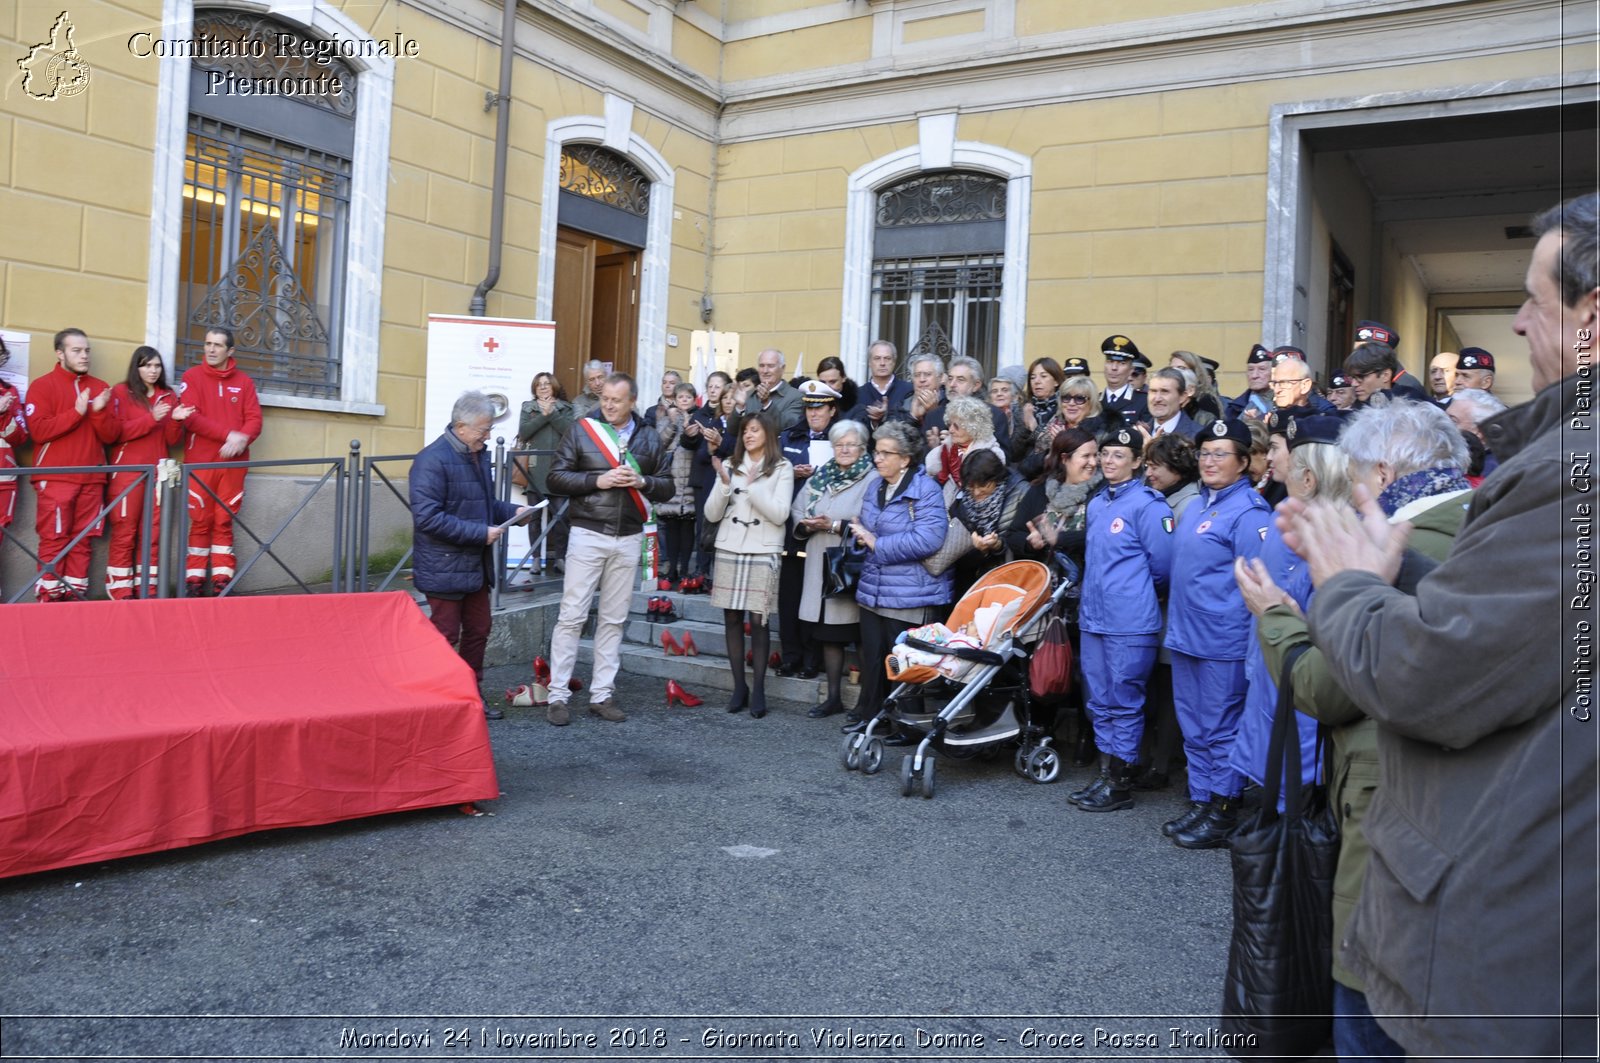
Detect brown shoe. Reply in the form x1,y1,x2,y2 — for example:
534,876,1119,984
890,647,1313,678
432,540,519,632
588,699,626,722
547,703,571,726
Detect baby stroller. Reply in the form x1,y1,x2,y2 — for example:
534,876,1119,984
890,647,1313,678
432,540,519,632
840,557,1078,798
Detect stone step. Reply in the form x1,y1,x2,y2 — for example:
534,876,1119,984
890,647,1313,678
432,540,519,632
629,589,741,627
577,640,860,710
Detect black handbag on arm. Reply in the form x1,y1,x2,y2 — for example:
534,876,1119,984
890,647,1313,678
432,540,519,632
1219,643,1340,1060
821,539,865,599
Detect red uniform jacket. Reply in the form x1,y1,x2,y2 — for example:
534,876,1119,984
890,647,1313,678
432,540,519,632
24,365,117,483
108,383,183,466
179,359,263,462
0,380,27,525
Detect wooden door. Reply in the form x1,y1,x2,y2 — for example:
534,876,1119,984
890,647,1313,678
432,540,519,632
553,228,595,399
591,250,638,380
552,227,640,399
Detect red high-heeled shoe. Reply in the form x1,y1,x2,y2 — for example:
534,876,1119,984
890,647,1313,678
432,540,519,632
665,679,703,707
533,655,551,685
681,632,699,656
657,577,673,591
568,677,583,692
769,651,783,668
657,597,679,621
661,630,684,656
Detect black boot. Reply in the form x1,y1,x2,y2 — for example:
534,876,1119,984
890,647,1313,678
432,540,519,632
1173,794,1238,849
1068,754,1111,805
1161,799,1210,838
1077,757,1136,813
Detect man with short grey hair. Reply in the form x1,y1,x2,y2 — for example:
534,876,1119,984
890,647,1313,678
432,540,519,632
1447,386,1510,475
545,372,674,724
572,360,608,419
918,354,1011,450
410,391,533,719
855,340,910,429
745,348,801,430
1279,192,1599,1057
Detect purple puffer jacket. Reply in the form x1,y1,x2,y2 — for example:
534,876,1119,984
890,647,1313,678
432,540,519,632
855,468,952,612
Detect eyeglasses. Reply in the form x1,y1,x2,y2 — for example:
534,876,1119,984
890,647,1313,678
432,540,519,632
873,449,904,460
1347,370,1384,381
834,442,864,451
1060,395,1089,405
1268,377,1308,389
1197,449,1237,463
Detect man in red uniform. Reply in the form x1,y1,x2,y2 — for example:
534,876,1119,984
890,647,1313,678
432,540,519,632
0,337,30,598
25,328,118,600
174,327,262,596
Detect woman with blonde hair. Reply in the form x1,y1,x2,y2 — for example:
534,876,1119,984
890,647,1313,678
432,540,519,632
1167,350,1223,426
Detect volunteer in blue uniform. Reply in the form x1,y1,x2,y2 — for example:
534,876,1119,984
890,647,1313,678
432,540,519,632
1161,417,1272,849
1071,425,1175,813
1227,411,1346,805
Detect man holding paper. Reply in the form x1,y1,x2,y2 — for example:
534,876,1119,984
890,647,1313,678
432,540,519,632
544,373,675,725
410,391,535,719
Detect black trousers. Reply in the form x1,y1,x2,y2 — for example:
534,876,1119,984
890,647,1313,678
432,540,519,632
857,607,918,718
777,552,818,670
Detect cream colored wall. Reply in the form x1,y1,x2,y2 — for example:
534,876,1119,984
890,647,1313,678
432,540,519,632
720,17,871,82
1379,237,1432,382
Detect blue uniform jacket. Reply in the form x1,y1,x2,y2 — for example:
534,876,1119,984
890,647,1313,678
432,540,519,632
1231,520,1321,789
1079,479,1174,636
855,468,952,612
410,430,523,596
1163,477,1272,659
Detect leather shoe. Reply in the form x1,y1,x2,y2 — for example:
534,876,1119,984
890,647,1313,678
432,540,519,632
483,703,505,720
799,668,820,680
546,703,571,726
588,700,626,722
807,699,844,718
840,713,866,733
883,731,917,747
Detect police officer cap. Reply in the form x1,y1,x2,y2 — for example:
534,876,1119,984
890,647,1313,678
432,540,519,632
1061,357,1091,377
1329,371,1353,389
1099,424,1143,455
1206,417,1252,449
1285,414,1344,451
1101,335,1142,362
798,379,841,405
1272,345,1307,362
1132,351,1152,369
1355,319,1399,349
1456,347,1495,372
1265,404,1315,436
1199,355,1221,374
1246,344,1274,365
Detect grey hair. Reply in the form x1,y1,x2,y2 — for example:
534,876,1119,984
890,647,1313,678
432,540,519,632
1449,387,1508,423
759,347,786,369
1532,192,1600,307
1151,367,1189,393
908,353,945,376
873,418,924,463
1289,443,1352,506
944,395,995,442
947,355,984,381
662,369,682,383
451,390,496,426
868,339,898,359
583,359,606,374
1340,395,1468,478
828,419,868,447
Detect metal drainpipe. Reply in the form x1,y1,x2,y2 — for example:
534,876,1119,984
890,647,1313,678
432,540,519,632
470,0,517,316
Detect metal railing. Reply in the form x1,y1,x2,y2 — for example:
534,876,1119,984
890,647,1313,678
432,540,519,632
0,440,567,604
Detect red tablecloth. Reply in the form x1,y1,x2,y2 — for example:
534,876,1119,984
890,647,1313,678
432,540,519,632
0,591,498,878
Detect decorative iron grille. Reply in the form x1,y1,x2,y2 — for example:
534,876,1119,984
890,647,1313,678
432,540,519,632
871,254,1003,377
179,116,350,398
560,144,650,217
191,9,357,116
876,171,1006,227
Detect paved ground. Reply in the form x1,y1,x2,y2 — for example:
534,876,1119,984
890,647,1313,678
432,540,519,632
1,661,1241,1063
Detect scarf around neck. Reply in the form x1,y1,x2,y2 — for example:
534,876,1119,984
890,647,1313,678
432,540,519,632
959,482,1007,535
1378,465,1470,517
804,452,871,514
1044,474,1101,531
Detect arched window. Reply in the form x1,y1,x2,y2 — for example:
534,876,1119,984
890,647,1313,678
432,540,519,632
870,170,1006,375
559,143,651,245
178,9,355,398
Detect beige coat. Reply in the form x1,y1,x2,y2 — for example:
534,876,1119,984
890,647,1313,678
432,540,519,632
790,472,872,626
704,457,794,555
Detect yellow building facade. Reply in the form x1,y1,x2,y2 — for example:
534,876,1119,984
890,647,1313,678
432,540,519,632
3,0,1595,469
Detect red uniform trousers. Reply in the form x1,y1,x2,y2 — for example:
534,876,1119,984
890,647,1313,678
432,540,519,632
34,479,104,600
106,470,162,599
186,465,246,586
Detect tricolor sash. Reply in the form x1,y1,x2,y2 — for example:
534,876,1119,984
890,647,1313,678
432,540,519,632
579,417,651,520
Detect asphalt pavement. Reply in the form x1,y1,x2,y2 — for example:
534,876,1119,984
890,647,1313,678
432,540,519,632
1,661,1240,1063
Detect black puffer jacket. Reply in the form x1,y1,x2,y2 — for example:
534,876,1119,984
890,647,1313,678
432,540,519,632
409,430,522,595
546,410,674,537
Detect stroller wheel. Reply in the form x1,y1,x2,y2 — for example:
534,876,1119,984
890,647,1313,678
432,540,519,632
920,756,937,799
860,737,884,775
899,755,916,797
1013,747,1032,776
1024,746,1062,784
841,733,864,771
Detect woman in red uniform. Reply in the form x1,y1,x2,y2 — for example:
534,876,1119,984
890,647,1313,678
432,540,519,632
105,346,181,598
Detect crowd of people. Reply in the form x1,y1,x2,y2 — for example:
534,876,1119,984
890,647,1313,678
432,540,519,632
399,193,1596,1059
0,326,262,602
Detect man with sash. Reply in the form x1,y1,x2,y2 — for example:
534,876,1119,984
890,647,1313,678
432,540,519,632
544,372,675,725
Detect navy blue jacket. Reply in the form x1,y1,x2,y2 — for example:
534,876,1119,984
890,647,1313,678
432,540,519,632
1137,410,1204,441
410,430,522,596
1163,476,1271,659
1079,479,1174,636
849,377,913,427
855,468,952,612
780,415,836,551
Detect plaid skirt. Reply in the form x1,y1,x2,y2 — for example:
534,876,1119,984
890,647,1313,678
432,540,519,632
710,551,780,614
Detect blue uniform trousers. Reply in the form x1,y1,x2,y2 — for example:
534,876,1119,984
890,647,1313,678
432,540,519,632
1170,650,1246,801
1080,631,1157,763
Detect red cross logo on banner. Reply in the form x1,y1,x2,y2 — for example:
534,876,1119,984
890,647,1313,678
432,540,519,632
482,336,500,354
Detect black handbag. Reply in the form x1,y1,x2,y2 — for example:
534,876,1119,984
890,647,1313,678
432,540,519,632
821,540,865,598
1220,643,1340,1060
